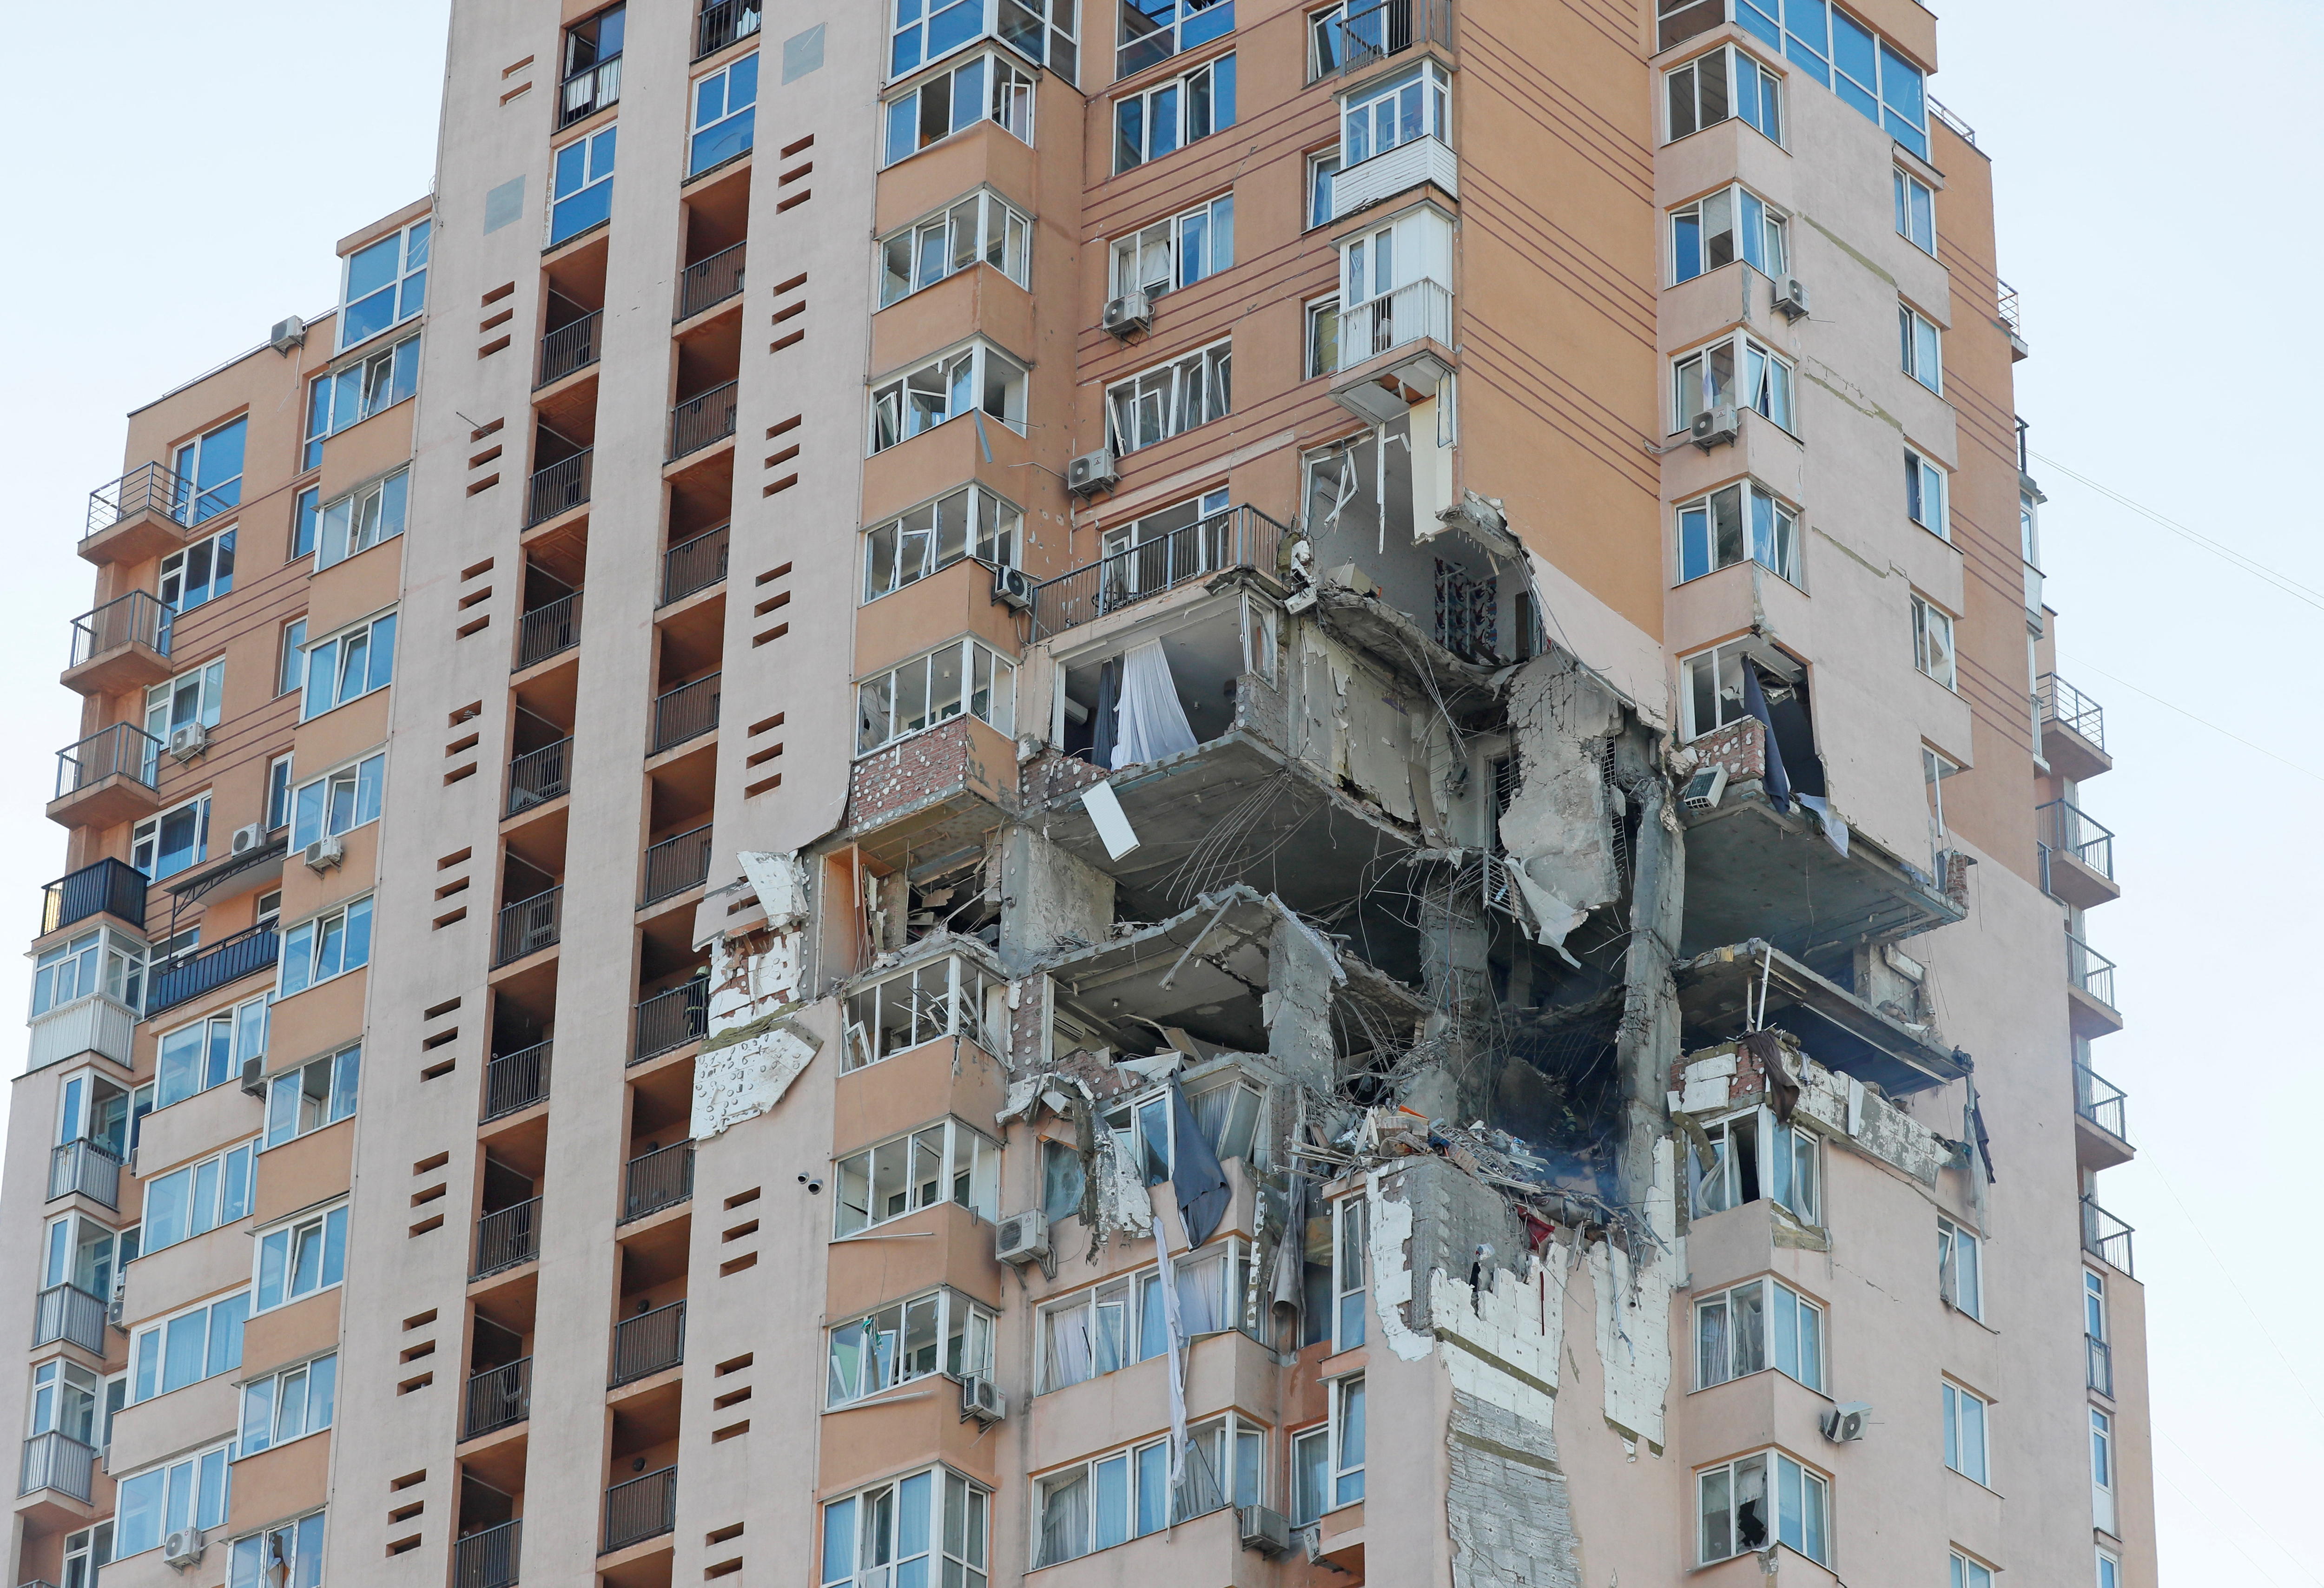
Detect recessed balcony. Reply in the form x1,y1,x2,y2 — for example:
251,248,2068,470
632,979,707,1066
48,723,163,828
483,1040,553,1123
473,1198,541,1279
668,381,739,463
464,1357,532,1440
63,591,174,694
611,1300,687,1387
526,448,594,528
602,1465,678,1554
621,1141,695,1224
495,887,563,969
651,673,722,757
455,1518,522,1588
694,0,762,60
660,524,730,607
506,738,572,817
538,308,604,388
516,593,583,672
677,241,746,324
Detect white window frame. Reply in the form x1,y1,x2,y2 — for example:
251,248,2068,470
1094,486,1233,601
41,1210,121,1299
267,749,296,831
301,610,397,720
276,621,307,699
868,338,1029,453
138,1140,256,1256
819,1466,991,1588
1110,192,1235,299
252,1202,350,1314
1117,0,1233,80
1905,446,1948,539
276,896,375,998
171,417,247,527
826,1286,997,1408
1037,1237,1261,1394
1338,59,1450,168
2084,1268,2106,1344
1665,44,1783,145
1895,167,1935,254
1672,330,1795,434
290,750,387,852
1114,52,1236,174
339,218,430,352
1037,1273,1132,1392
2097,1547,2121,1588
1938,1217,1982,1318
2091,1406,2117,1534
1101,1072,1265,1184
889,0,1076,84
689,52,759,176
315,466,409,570
28,1358,100,1441
153,995,269,1112
1291,1422,1329,1524
130,792,212,882
1675,480,1800,586
1671,183,1788,284
884,51,1037,167
1332,1196,1368,1352
1697,1448,1828,1564
129,1289,249,1404
1033,1412,1261,1565
1687,1107,1819,1223
305,334,420,466
146,658,225,740
159,528,238,613
1694,1276,1823,1391
549,124,618,246
1899,302,1942,393
1305,293,1342,378
1328,1374,1365,1508
34,930,145,1020
264,1043,360,1150
1306,147,1341,230
1951,1551,1995,1588
833,1118,1002,1237
228,1510,324,1588
855,638,1017,755
236,1351,337,1458
112,1437,234,1560
878,189,1033,308
862,486,1022,603
1105,337,1232,454
1911,593,1956,689
843,954,1001,1070
1942,1379,1991,1485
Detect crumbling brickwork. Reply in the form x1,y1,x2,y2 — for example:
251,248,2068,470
1446,1389,1584,1588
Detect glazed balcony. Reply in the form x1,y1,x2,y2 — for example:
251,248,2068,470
64,591,174,694
1331,134,1459,222
39,857,147,937
2074,1063,2133,1172
1032,505,1288,638
2037,672,2111,780
49,724,163,828
495,888,563,967
661,524,730,606
47,1139,122,1208
2038,800,2118,910
465,1357,532,1439
611,1300,687,1386
26,991,138,1073
602,1466,678,1553
483,1040,553,1122
622,1141,695,1223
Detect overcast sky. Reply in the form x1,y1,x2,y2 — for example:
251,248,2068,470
0,3,2313,1580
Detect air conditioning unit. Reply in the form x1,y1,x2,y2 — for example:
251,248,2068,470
992,566,1037,611
239,1055,268,1098
268,316,308,354
162,1528,206,1568
167,722,209,762
1066,449,1119,498
231,823,264,856
994,1209,1051,1266
1680,764,1728,812
1101,290,1153,338
304,835,346,873
1819,1401,1873,1443
1238,1505,1293,1556
1773,276,1811,320
959,1374,1006,1425
1690,405,1740,450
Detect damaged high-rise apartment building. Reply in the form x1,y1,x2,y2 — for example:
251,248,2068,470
2,1,2148,1586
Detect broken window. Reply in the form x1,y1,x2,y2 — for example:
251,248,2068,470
842,955,999,1070
1671,183,1787,283
1674,331,1793,432
868,340,1028,453
862,486,1021,603
1698,1450,1828,1565
1330,1375,1366,1506
1036,1418,1251,1565
1905,446,1947,538
833,1119,1000,1236
1103,1074,1265,1180
1040,1138,1085,1223
1676,480,1798,585
1039,1277,1130,1391
1696,1278,1822,1392
1911,593,1956,689
1110,192,1235,300
826,1286,995,1407
856,638,1016,754
1937,1218,1982,1319
878,190,1032,308
1431,557,1499,661
1097,487,1231,602
1105,338,1232,454
1900,302,1943,393
1332,1197,1368,1351
1690,1111,1818,1223
1942,1380,1991,1485
1666,45,1782,145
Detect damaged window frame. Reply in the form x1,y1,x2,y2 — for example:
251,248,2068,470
867,338,1030,455
1104,336,1233,454
1040,1136,1086,1222
1942,1378,1991,1486
1331,1195,1368,1352
1688,1107,1820,1225
825,1285,997,1408
1102,1070,1266,1183
1905,445,1948,539
1039,1237,1263,1391
1697,1448,1828,1565
1328,1373,1365,1508
819,1465,991,1588
833,1117,1002,1237
1694,1275,1823,1392
1937,1217,1982,1318
855,637,1017,755
1109,191,1235,299
1900,301,1943,393
1032,1412,1262,1563
1665,44,1783,146
877,188,1033,308
842,953,1003,1070
1673,330,1795,435
1911,592,1957,689
1676,480,1801,587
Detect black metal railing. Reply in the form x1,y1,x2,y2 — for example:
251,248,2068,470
526,450,594,527
603,1466,678,1553
611,1300,687,1385
32,1285,106,1354
455,1519,523,1588
85,461,189,539
652,673,721,754
48,1140,122,1208
2080,1196,2134,1277
695,0,762,59
2038,799,2115,888
633,979,708,1064
1032,505,1289,638
146,924,279,1016
2075,1063,2129,1142
560,52,622,126
539,310,604,385
668,382,739,461
507,738,573,815
53,723,162,801
661,525,730,606
465,1357,532,1439
2086,1333,2113,1397
1323,0,1451,75
642,826,713,906
2067,933,2117,1012
19,1431,96,1502
68,591,173,669
677,242,746,322
495,889,563,967
483,1041,553,1122
2037,673,2105,752
40,857,147,936
517,593,583,670
474,1199,541,1278
623,1141,696,1223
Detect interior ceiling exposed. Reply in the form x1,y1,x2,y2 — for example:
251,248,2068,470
1677,797,1961,970
1674,938,1970,1097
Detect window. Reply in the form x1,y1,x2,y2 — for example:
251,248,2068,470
55,1072,130,1155
1340,59,1449,165
1119,0,1233,78
1035,1415,1260,1563
879,190,1032,307
834,1119,1001,1236
884,52,1037,165
843,955,1000,1068
129,1291,248,1403
1305,295,1341,377
254,1203,349,1312
1111,193,1234,299
856,639,1017,753
560,3,624,125
1905,447,1947,537
290,751,386,851
1038,1276,1129,1390
1115,52,1235,173
1037,1239,1259,1390
1292,1424,1328,1523
1695,1278,1823,1391
341,218,430,349
1308,0,1409,76
278,896,374,996
315,466,409,569
1674,332,1794,433
1895,167,1934,253
691,53,758,173
2084,1268,2107,1348
864,486,1022,602
1677,481,1799,586
1698,1450,1827,1564
1667,45,1781,144
1712,0,1926,154
2097,1549,2121,1588
1330,1376,1365,1506
1688,1110,1818,1222
34,931,145,1018
1899,303,1941,392
42,1212,121,1299
160,527,237,612
1938,1218,1981,1318
172,417,247,526
819,1468,990,1588
304,335,420,467
62,1525,111,1588
550,125,618,245
229,1510,324,1588
1041,1139,1085,1222
1307,149,1340,229
131,796,212,883
1106,338,1231,453
301,611,397,719
1101,1074,1264,1183
238,1354,337,1456
292,487,318,559
869,339,1028,452
1672,184,1787,283
1952,1552,1995,1588
1911,593,1956,688
146,657,224,747
277,621,308,697
890,0,1077,80
1333,1197,1368,1351
2091,1407,2116,1533
29,1359,100,1442
1942,1380,1990,1484
114,1438,233,1559
154,997,268,1111
140,1141,255,1255
265,1045,360,1149
826,1287,996,1406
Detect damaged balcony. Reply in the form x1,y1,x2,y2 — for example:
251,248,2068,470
1666,939,1969,1098
2038,799,2118,909
2037,673,2110,780
2074,1062,2132,1171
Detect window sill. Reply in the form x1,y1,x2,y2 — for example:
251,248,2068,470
231,1424,330,1463
543,217,611,258
271,964,365,1007
683,147,753,188
335,315,425,362
299,683,390,726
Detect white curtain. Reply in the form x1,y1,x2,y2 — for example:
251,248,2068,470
1110,639,1198,768
1043,1308,1093,1391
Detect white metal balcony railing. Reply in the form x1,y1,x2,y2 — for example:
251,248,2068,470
48,1138,123,1207
1329,134,1459,222
33,1284,108,1354
1335,278,1454,374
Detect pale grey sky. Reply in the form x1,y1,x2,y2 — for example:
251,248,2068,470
0,3,2312,1580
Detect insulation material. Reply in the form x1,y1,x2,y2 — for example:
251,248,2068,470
1367,1172,1432,1362
1499,660,1623,924
736,850,810,931
1430,1239,1570,1416
1587,1138,1677,1447
693,1020,820,1141
1344,670,1420,824
1670,1038,1949,1187
1095,1123,1154,1239
692,912,819,1140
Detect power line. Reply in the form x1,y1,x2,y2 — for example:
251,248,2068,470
2031,450,2324,616
2060,654,2324,784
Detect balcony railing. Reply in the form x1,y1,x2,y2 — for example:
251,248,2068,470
634,979,708,1064
2080,1195,2134,1277
48,1140,122,1208
1996,279,2022,337
668,382,739,461
18,1431,96,1503
464,1357,532,1439
507,738,573,815
2037,673,2106,751
2038,799,2115,879
32,1285,106,1354
84,461,189,539
146,924,279,1016
1928,95,1979,148
1321,0,1451,74
495,889,563,967
474,1199,541,1278
483,1041,552,1122
623,1141,696,1223
517,593,582,671
642,825,713,906
54,723,161,801
560,53,622,127
661,525,730,606
539,310,604,385
456,1519,523,1588
696,0,763,59
603,1466,678,1553
40,857,148,936
1337,278,1453,372
2067,933,2118,1011
2075,1063,2129,1142
652,674,721,754
2086,1333,2114,1398
678,242,746,322
69,591,173,669
527,450,594,526
611,1300,687,1386
1033,505,1289,638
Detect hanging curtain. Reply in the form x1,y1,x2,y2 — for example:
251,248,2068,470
1038,1471,1089,1566
1110,639,1199,768
1044,1309,1094,1390
1091,658,1120,769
